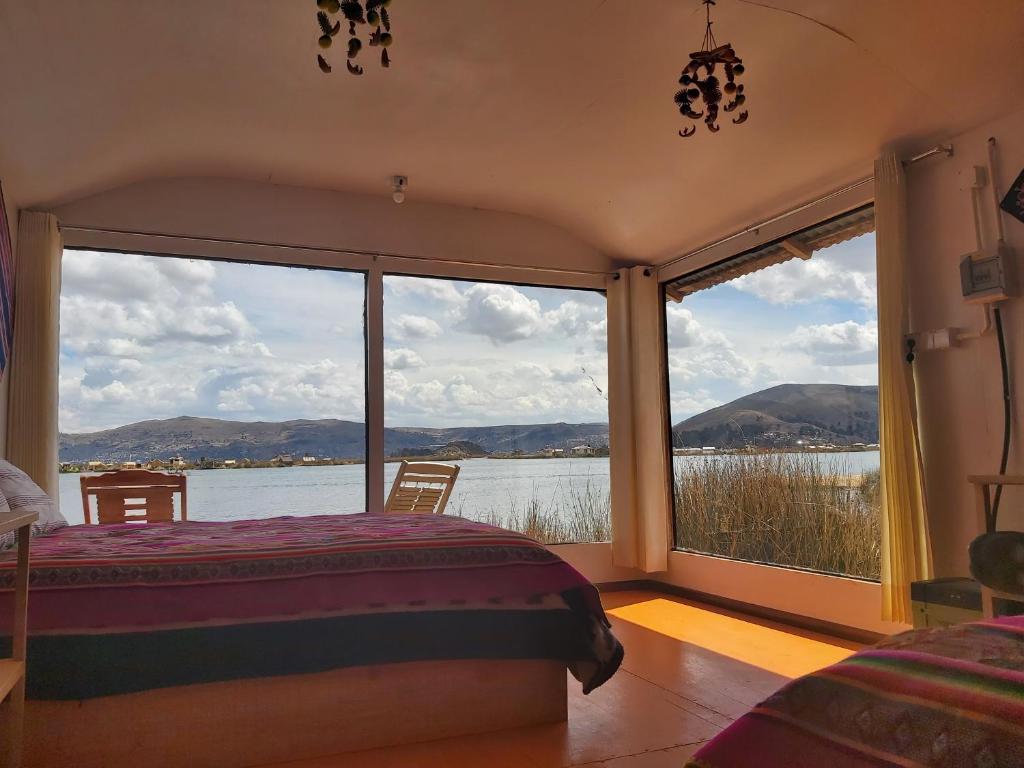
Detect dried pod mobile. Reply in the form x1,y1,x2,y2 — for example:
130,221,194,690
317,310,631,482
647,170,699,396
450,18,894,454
676,0,749,137
315,0,395,75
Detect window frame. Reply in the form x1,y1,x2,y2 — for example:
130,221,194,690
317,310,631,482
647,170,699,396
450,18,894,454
57,239,611,520
380,270,611,543
659,204,881,581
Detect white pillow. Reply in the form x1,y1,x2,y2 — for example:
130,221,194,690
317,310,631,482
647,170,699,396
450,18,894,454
0,459,67,550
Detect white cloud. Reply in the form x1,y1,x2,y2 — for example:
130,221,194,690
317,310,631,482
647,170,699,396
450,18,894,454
729,236,877,308
665,305,708,348
456,283,545,344
390,314,443,340
665,304,766,384
384,348,427,370
60,254,612,432
784,320,878,366
544,300,606,343
386,276,465,305
671,389,722,423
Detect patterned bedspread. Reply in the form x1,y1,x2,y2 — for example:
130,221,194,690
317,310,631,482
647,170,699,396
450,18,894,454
689,617,1024,768
0,514,623,699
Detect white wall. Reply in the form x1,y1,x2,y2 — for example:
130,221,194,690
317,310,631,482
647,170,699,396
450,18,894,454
907,107,1024,576
50,177,616,281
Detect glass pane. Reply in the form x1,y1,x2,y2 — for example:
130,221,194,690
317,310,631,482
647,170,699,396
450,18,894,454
383,275,610,543
59,251,367,523
665,228,880,579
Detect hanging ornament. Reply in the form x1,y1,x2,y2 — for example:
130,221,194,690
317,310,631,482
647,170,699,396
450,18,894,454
315,0,394,76
675,0,748,137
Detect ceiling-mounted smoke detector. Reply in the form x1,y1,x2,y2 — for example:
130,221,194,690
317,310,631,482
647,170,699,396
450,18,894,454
392,175,408,204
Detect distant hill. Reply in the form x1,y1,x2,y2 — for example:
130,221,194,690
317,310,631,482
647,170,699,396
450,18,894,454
672,384,878,449
59,383,878,462
58,417,610,463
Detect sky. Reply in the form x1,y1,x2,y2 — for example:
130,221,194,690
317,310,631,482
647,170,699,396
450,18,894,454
665,232,878,425
58,233,876,434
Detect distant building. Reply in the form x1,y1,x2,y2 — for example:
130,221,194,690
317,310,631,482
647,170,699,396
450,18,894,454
121,460,141,469
301,456,317,464
224,459,238,467
570,445,595,457
673,447,702,456
701,446,716,453
169,456,187,468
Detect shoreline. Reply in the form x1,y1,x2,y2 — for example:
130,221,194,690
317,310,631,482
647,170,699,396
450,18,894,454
57,446,880,474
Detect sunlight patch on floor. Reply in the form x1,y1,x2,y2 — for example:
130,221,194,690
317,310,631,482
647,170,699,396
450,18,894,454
607,598,856,679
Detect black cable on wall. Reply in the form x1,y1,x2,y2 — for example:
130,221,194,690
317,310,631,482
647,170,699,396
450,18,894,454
989,306,1012,530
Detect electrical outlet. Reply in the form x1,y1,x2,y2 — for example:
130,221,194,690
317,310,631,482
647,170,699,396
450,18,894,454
927,329,955,349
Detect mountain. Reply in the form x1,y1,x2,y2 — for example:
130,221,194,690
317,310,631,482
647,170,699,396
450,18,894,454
58,417,610,463
58,383,878,462
672,384,878,449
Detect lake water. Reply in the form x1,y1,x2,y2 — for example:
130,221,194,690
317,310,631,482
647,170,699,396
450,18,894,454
58,451,881,527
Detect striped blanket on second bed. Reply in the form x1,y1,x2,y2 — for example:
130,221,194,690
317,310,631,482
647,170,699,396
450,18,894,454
689,616,1024,768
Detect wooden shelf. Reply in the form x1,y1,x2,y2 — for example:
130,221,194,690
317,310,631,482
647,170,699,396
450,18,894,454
0,659,25,701
967,474,1024,486
0,511,37,538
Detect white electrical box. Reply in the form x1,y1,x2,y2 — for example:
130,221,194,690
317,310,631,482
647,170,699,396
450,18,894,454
960,244,1015,304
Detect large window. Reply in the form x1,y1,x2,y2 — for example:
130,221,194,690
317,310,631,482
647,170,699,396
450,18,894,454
58,251,367,523
664,209,881,579
383,275,610,543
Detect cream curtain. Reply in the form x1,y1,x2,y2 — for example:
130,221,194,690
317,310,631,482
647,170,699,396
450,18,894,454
607,266,671,572
875,153,932,623
6,211,62,501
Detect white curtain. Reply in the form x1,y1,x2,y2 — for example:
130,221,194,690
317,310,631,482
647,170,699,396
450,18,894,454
607,266,671,572
875,153,932,623
6,211,62,500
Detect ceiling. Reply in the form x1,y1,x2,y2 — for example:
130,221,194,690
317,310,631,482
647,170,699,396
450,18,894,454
1,1,1022,262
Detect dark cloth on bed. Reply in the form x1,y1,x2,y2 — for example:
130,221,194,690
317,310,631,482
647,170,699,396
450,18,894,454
970,531,1024,595
0,513,623,699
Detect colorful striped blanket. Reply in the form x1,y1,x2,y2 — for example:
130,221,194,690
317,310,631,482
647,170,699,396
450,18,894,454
0,513,623,699
689,617,1024,768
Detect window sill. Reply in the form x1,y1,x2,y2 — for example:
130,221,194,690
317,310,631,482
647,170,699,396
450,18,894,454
658,549,909,636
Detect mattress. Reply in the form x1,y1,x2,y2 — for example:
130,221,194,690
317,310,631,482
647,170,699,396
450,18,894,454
688,616,1024,768
0,513,623,699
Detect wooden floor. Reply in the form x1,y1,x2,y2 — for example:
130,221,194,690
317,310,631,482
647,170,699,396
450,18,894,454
265,590,861,768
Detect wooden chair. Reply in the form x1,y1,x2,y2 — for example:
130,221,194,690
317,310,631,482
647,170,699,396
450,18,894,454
384,461,460,515
80,469,188,525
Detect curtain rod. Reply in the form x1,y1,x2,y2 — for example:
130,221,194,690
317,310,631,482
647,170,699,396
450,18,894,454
659,144,954,274
57,224,617,279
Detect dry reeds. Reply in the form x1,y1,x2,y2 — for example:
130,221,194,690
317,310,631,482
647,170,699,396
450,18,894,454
451,454,880,580
461,477,612,545
673,454,880,579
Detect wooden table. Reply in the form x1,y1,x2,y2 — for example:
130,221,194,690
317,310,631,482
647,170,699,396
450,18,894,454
1,510,37,768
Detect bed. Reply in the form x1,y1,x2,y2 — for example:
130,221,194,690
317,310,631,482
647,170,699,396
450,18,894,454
687,616,1024,768
0,513,623,767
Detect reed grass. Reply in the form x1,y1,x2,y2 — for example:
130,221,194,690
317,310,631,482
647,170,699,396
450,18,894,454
457,478,612,545
452,454,880,580
673,454,881,579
